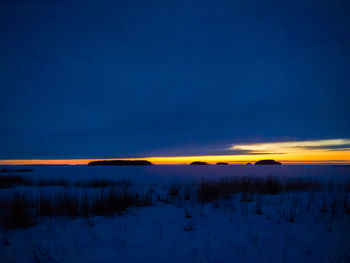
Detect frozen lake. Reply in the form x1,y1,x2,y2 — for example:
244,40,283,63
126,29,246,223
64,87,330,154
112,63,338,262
1,164,349,263
1,164,349,183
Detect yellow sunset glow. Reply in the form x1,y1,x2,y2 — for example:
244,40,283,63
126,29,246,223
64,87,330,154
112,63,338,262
231,139,350,153
1,139,350,165
0,150,350,165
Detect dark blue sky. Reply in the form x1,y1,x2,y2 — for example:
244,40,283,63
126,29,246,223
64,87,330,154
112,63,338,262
1,0,350,159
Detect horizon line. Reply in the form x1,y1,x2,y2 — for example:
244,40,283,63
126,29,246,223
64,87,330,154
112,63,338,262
2,138,350,165
1,157,350,165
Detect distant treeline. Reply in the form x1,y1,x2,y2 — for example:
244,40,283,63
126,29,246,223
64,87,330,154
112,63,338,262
87,159,282,166
88,160,153,166
255,160,281,165
0,168,33,173
190,160,282,165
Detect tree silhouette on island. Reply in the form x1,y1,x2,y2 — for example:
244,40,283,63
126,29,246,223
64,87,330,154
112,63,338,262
88,160,153,166
190,161,209,165
216,162,228,165
255,159,282,165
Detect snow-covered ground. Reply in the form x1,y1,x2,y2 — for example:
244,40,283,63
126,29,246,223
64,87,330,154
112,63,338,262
1,165,349,263
1,164,349,183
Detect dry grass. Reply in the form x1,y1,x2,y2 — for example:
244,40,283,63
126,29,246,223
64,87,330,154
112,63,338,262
37,179,70,187
1,176,132,189
74,179,131,188
0,175,32,188
197,177,323,202
0,187,152,229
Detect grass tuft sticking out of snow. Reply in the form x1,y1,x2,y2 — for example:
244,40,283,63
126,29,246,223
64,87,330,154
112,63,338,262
0,175,32,188
197,177,323,203
0,186,153,229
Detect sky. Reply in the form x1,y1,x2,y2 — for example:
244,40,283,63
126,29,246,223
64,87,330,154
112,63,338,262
1,0,350,164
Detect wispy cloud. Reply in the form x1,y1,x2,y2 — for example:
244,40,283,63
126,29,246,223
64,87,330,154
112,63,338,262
1,139,350,165
230,139,350,154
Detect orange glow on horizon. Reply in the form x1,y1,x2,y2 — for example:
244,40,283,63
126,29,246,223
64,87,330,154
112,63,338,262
231,139,350,153
2,139,350,165
1,150,350,165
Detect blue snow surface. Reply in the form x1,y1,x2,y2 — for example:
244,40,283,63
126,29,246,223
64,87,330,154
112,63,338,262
0,165,349,263
1,164,349,183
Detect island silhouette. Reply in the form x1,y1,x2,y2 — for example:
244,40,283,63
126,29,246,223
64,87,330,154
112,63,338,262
255,159,282,165
88,160,153,166
190,161,209,165
216,162,228,165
